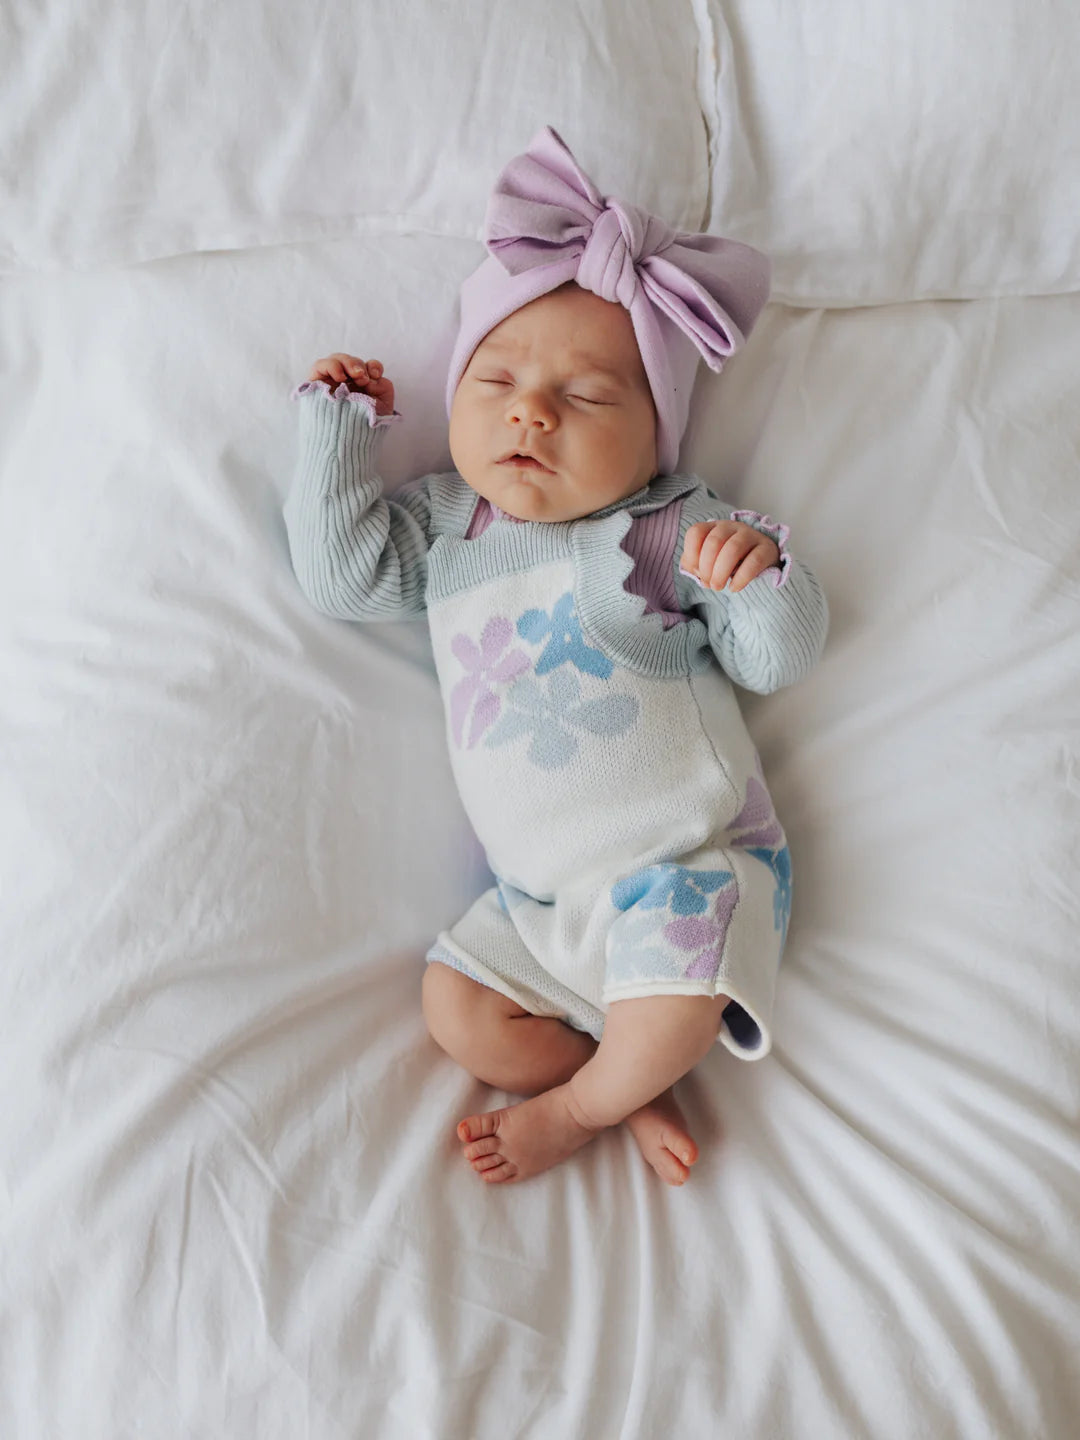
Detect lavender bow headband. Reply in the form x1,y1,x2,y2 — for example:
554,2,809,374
445,126,771,475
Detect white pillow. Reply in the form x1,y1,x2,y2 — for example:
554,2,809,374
1,0,707,272
700,0,1080,305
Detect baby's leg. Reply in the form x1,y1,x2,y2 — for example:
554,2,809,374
458,993,728,1186
422,960,597,1096
426,963,699,1184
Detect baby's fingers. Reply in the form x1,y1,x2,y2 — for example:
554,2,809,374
680,521,717,574
309,354,374,387
310,356,351,386
343,357,381,384
698,524,738,583
707,534,758,591
343,356,384,385
306,354,392,409
368,376,396,416
727,542,774,593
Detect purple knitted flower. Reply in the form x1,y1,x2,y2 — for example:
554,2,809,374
449,617,531,748
662,879,740,981
729,775,785,849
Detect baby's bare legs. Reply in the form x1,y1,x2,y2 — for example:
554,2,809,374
423,963,724,1185
455,994,725,1185
422,960,598,1094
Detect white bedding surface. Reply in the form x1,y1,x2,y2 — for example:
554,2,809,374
2,232,1079,1436
700,0,1080,305
4,1,1080,1433
0,1,709,273
10,0,1078,304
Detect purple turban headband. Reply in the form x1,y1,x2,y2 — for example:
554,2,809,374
445,126,771,475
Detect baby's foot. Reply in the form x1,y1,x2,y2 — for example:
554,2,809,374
457,1083,601,1184
625,1088,699,1186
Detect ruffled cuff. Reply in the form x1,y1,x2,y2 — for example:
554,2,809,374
291,379,403,427
729,510,792,590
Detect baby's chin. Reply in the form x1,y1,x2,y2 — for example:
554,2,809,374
468,467,639,524
497,487,576,523
468,471,580,524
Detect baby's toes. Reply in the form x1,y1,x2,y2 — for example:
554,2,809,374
664,1129,698,1169
471,1151,506,1173
463,1135,501,1163
651,1146,692,1187
479,1160,517,1184
654,1130,698,1185
457,1110,500,1144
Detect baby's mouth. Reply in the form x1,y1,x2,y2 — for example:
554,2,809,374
498,453,553,474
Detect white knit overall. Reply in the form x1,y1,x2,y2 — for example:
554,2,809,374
423,508,792,1059
283,390,826,1059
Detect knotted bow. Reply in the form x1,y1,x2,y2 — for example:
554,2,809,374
446,126,770,474
483,126,747,372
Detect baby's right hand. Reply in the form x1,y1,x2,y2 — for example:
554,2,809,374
308,354,395,415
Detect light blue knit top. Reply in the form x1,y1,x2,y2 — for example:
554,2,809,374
283,385,829,694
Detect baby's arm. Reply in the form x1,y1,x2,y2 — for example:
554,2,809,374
674,488,829,693
283,354,436,621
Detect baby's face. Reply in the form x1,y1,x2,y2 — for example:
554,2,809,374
449,283,658,523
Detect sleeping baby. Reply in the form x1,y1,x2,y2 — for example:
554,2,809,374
283,127,828,1187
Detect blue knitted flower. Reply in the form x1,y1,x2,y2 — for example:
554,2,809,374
484,669,638,770
610,863,735,918
605,909,680,987
744,843,792,941
517,591,613,679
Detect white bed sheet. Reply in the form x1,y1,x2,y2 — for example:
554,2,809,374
2,232,1078,1437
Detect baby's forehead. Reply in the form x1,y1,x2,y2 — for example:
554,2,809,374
480,332,624,375
479,299,643,380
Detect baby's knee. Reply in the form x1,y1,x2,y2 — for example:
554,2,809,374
422,962,468,1054
421,961,520,1061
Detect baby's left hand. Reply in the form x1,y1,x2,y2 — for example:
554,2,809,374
680,520,780,593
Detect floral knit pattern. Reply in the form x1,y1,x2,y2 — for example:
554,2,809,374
517,592,613,678
449,617,531,748
484,671,637,770
607,863,740,986
604,776,792,990
448,591,639,766
728,775,792,942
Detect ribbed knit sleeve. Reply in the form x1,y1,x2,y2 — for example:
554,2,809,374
282,385,433,621
673,487,829,694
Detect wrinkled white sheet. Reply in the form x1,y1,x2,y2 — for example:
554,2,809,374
2,231,1079,1436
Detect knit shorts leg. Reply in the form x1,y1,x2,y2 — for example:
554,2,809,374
601,843,792,1060
427,885,606,1040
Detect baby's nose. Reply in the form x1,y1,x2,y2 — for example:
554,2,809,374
507,389,557,429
